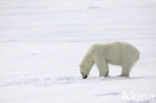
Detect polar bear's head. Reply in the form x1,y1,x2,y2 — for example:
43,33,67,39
79,65,90,79
79,50,95,79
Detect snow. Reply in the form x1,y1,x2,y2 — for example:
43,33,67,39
0,0,156,103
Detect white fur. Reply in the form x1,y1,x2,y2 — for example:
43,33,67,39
80,42,140,78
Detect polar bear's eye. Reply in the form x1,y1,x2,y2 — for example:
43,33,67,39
81,72,86,76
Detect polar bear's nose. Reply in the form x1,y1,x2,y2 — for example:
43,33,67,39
82,75,88,79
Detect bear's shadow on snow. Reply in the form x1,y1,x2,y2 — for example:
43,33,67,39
95,92,120,97
102,75,156,81
88,76,145,81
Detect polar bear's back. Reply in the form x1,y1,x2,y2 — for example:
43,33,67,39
90,42,140,65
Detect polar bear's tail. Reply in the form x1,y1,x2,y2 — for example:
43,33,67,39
135,49,140,62
130,45,140,64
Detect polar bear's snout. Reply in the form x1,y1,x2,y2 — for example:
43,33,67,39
81,72,88,79
82,75,88,79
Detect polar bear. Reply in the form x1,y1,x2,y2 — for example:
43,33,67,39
79,42,140,79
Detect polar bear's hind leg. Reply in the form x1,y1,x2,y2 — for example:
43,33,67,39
121,62,135,77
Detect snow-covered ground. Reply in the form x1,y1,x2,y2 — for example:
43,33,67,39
0,0,156,103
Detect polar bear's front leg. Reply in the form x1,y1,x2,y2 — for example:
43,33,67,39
105,69,109,77
95,57,108,77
